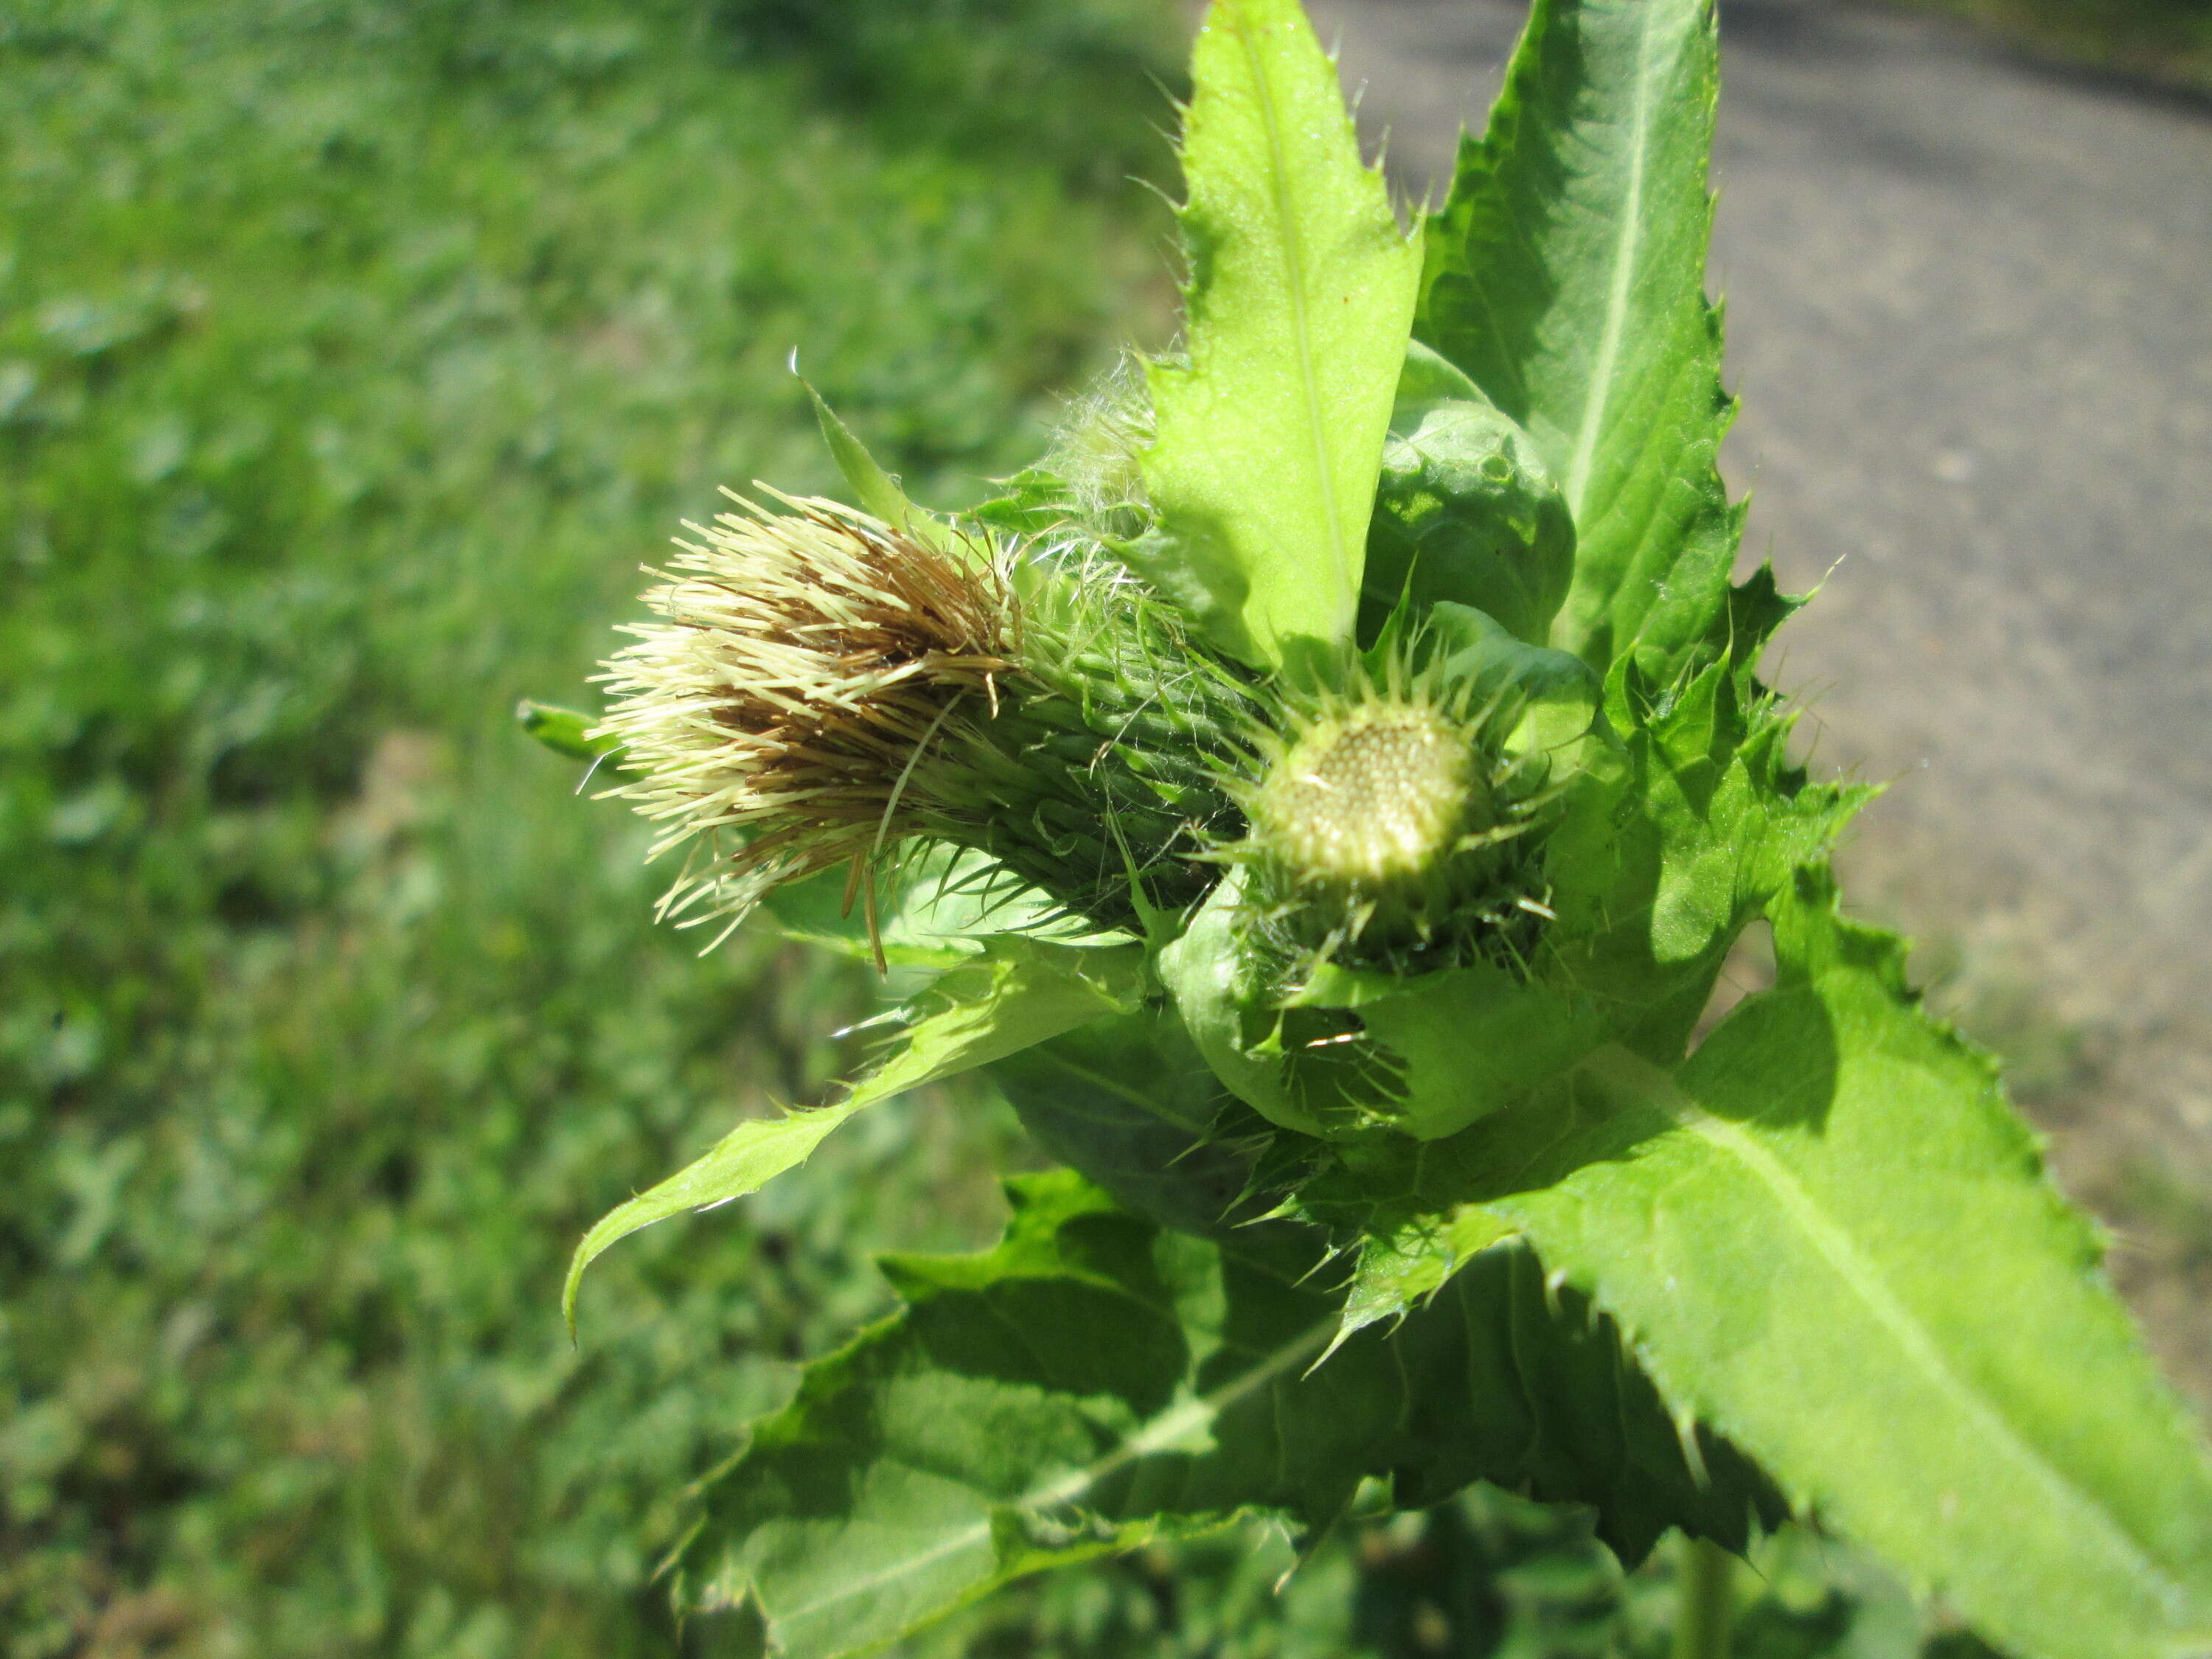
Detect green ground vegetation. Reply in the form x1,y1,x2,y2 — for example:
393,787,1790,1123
0,1,1179,1651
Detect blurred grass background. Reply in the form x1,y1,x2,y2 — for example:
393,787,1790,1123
0,0,2145,1654
0,0,1183,1650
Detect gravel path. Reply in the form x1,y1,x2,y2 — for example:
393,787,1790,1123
1304,0,2212,1381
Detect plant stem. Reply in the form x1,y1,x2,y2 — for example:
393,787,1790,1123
1672,1535,1736,1659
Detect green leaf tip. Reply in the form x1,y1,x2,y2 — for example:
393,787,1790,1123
516,699,622,766
796,372,965,559
560,940,1144,1337
1136,0,1422,671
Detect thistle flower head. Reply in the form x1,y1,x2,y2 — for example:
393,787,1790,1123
1248,700,1483,888
1228,646,1562,972
593,493,1016,941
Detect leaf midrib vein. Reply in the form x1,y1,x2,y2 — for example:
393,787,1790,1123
1585,1043,2188,1611
1236,15,1348,627
1562,3,1661,519
772,1318,1337,1630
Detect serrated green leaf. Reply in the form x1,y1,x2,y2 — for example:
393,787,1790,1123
561,940,1144,1333
1416,0,1739,681
1332,1206,1517,1352
675,1172,1778,1657
1447,873,2212,1659
1544,661,1871,1060
1135,0,1422,669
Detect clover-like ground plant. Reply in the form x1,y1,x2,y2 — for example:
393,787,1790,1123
524,2,2212,1655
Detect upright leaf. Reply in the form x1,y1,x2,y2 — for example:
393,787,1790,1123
1445,872,2212,1659
1136,0,1422,669
674,1172,1778,1658
561,941,1144,1331
1417,0,1739,679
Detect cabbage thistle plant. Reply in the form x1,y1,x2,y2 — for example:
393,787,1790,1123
525,1,2212,1655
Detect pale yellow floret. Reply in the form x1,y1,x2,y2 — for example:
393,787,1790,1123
591,492,1013,943
1248,703,1476,886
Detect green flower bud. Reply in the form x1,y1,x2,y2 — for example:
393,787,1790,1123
1248,700,1481,888
1229,647,1562,973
